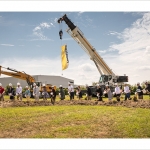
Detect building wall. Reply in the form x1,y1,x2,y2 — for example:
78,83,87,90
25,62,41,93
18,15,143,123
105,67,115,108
36,75,74,88
0,75,74,88
0,77,27,87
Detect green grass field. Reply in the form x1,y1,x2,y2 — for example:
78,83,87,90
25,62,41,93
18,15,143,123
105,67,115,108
0,94,150,138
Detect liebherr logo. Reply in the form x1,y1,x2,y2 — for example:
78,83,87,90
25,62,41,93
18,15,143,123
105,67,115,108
65,45,69,63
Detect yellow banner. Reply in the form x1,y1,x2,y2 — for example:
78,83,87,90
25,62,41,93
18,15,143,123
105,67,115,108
61,45,69,70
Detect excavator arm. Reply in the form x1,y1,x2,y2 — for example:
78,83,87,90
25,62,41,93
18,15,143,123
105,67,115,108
0,66,35,87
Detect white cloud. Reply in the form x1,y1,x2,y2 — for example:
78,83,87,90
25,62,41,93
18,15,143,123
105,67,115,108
33,26,41,31
138,66,150,70
108,31,121,36
30,38,53,41
1,44,14,46
75,13,96,29
33,31,47,40
50,23,54,26
110,12,150,54
32,21,55,40
40,22,50,28
0,56,100,86
78,63,95,72
106,12,150,85
54,18,58,23
98,50,107,54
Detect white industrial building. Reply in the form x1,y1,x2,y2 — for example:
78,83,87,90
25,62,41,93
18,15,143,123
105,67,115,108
0,75,74,88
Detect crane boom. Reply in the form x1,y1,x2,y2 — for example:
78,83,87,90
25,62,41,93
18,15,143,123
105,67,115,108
66,28,115,76
58,14,128,86
58,14,114,76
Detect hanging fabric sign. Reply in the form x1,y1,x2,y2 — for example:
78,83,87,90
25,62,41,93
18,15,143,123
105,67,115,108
61,45,69,70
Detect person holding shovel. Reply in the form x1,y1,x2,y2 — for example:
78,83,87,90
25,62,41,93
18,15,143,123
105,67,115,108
8,83,15,100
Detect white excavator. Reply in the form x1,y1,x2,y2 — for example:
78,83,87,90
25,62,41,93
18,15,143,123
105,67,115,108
58,14,128,92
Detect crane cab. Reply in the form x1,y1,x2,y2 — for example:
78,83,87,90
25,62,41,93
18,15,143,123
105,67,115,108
99,75,113,84
99,75,128,84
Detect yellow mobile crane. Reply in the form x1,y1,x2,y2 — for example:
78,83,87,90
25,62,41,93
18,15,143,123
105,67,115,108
0,66,55,97
58,14,128,91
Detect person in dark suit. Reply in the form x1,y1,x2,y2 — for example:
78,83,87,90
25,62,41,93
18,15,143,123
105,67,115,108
145,81,150,99
96,84,103,101
49,86,56,105
59,85,65,100
136,82,143,99
8,83,15,100
76,86,82,100
86,84,92,100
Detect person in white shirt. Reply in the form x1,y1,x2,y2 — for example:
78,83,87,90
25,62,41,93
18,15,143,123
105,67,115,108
123,84,130,100
33,83,40,100
16,82,22,100
68,82,74,100
115,84,121,101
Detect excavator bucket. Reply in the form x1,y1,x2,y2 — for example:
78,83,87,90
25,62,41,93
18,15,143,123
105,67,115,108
0,66,1,76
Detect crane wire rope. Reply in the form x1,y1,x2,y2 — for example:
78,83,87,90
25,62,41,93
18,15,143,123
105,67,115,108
59,20,63,76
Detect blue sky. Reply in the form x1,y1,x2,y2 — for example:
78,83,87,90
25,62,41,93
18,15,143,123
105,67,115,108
0,3,150,86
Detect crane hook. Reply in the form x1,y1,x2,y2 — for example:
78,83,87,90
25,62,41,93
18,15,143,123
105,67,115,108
59,30,63,40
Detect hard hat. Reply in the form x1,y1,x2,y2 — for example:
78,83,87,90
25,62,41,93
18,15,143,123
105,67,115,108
42,84,46,87
33,83,36,86
68,82,70,84
0,83,2,86
60,85,62,87
26,86,28,88
9,83,12,86
17,82,20,86
137,82,140,85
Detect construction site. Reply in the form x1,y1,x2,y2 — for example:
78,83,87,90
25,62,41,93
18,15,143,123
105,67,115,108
0,11,150,143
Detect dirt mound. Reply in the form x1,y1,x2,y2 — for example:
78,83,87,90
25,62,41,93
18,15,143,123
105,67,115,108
0,100,53,108
1,99,150,109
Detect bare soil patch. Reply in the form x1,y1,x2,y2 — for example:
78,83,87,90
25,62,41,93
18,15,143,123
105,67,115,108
1,99,150,109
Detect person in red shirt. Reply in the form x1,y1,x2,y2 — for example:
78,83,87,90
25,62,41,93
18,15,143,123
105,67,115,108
0,83,5,101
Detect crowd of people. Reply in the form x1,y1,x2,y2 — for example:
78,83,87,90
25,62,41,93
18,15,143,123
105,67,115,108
0,81,150,102
0,82,56,102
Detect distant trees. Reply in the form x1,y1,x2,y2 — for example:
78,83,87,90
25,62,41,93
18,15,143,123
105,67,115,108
92,82,98,86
